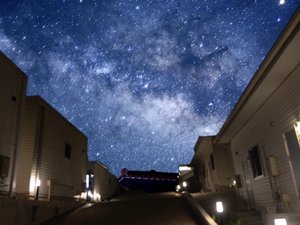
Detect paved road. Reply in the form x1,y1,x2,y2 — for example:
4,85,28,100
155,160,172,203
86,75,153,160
53,192,199,225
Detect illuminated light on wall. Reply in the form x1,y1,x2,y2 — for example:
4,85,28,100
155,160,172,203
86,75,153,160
295,121,300,133
88,190,93,198
86,174,89,188
35,179,41,187
29,176,40,194
29,176,36,194
295,122,300,143
274,218,287,225
94,193,101,202
232,179,237,186
80,192,87,199
182,181,187,188
73,194,81,199
216,201,224,213
76,192,100,202
179,166,193,172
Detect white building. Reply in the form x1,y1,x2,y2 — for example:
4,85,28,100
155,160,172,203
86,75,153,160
0,52,27,196
1,52,119,203
191,136,234,192
15,96,88,200
87,161,119,202
213,8,300,224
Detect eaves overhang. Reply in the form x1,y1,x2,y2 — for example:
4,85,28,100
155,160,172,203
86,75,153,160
215,7,300,144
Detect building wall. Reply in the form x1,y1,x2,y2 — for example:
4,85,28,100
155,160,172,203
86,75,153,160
88,161,119,201
231,63,300,212
0,52,27,195
15,96,87,199
213,144,234,187
192,138,211,192
200,140,214,192
193,138,234,192
0,198,83,225
14,99,37,195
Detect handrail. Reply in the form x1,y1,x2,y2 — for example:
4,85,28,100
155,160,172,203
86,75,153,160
183,192,218,225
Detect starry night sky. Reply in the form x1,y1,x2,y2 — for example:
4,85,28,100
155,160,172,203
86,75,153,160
1,0,299,175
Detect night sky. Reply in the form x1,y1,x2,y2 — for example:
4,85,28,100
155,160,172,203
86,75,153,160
1,0,299,175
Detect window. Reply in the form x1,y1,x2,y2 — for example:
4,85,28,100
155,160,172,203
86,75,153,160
65,143,71,159
0,155,10,178
249,145,263,178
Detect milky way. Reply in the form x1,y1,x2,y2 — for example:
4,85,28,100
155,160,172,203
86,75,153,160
1,0,299,175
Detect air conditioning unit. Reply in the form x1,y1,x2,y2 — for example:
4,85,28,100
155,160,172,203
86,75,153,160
0,155,10,178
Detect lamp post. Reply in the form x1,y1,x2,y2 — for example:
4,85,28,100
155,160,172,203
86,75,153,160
35,179,41,200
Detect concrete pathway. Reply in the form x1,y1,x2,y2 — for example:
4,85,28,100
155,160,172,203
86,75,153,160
50,192,200,225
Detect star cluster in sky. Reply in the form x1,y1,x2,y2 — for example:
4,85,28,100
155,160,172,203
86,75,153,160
0,0,299,175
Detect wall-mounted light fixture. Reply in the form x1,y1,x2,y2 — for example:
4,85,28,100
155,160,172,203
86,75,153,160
294,121,300,143
232,179,237,186
86,174,89,188
216,201,224,213
274,218,287,225
179,165,193,172
215,201,224,224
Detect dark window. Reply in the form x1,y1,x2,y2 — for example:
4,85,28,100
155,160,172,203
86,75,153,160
202,164,205,178
0,155,10,178
210,154,215,170
249,146,263,178
65,143,71,159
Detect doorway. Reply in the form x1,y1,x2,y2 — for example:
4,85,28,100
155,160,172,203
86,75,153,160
242,159,256,209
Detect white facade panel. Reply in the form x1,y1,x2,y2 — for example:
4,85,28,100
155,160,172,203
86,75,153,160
231,64,300,212
192,137,234,192
15,96,88,200
0,52,27,195
88,161,119,201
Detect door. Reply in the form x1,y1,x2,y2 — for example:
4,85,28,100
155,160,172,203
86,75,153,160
242,159,256,209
